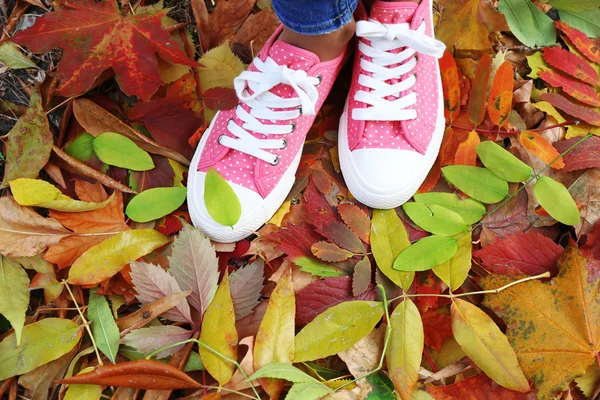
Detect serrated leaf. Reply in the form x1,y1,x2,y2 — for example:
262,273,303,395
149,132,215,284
126,187,187,222
432,232,472,291
542,47,600,86
0,318,82,380
338,203,371,243
393,236,458,272
88,289,120,363
199,273,238,386
9,178,114,212
294,301,384,362
475,141,533,182
286,382,334,400
370,209,414,289
68,229,169,285
169,221,219,315
0,256,29,346
498,0,556,47
558,9,600,38
319,221,366,254
442,165,509,204
204,168,241,227
387,298,424,400
534,176,580,225
311,241,354,262
539,69,600,107
230,260,265,320
414,193,485,225
249,362,316,383
402,202,467,236
468,54,492,126
556,21,600,64
519,131,565,169
93,132,154,171
0,42,37,69
451,298,529,392
119,325,194,359
540,92,600,126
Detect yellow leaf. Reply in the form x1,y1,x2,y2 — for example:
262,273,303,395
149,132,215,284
267,201,291,227
168,159,188,187
63,367,102,400
386,298,423,400
10,178,113,212
200,273,238,386
432,232,472,291
481,246,600,399
254,274,295,399
68,229,169,285
532,101,566,123
451,298,529,392
0,256,30,345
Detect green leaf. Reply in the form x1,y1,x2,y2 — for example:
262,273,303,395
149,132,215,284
475,141,533,183
294,257,346,278
65,133,96,164
88,289,120,364
558,9,600,37
402,202,467,236
64,367,102,400
0,256,30,346
366,374,396,400
386,298,424,400
204,168,241,227
294,301,384,362
183,351,205,372
498,0,556,47
534,176,580,225
442,165,509,204
126,187,187,223
92,132,154,171
249,363,317,383
393,236,458,272
549,0,600,12
370,209,414,290
0,318,82,380
0,42,37,69
413,193,486,225
433,232,472,292
286,382,333,400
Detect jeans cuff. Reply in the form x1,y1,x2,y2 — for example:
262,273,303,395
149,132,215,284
274,0,358,36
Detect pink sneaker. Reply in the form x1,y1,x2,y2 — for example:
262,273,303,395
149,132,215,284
339,0,446,209
188,26,347,242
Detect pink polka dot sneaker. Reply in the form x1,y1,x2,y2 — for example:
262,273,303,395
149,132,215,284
188,26,348,242
339,0,446,209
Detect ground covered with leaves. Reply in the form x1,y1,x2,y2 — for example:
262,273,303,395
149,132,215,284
0,0,600,399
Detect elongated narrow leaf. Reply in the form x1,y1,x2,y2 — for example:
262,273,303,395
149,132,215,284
520,131,565,169
249,363,317,383
534,176,580,225
68,229,169,285
10,178,113,212
393,236,458,272
199,273,238,386
402,202,467,236
432,232,472,291
88,289,120,363
487,61,514,127
451,298,529,392
468,54,492,126
414,193,485,225
498,0,556,47
387,298,424,400
204,168,241,227
294,301,383,362
539,70,600,107
476,141,533,182
542,47,600,86
0,41,37,69
439,51,460,122
126,187,187,223
254,275,295,399
370,209,414,289
286,382,333,400
0,318,82,380
93,132,154,171
442,165,509,204
0,256,30,345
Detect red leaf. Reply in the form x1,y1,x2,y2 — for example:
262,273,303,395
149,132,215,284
11,0,196,100
203,87,238,111
487,62,514,128
473,231,564,276
439,51,461,122
538,70,600,107
556,21,600,64
55,360,200,389
467,54,493,126
317,221,365,253
311,241,354,262
542,47,600,86
270,223,322,261
295,276,376,326
540,93,600,126
421,309,452,350
583,220,600,260
337,203,371,244
129,154,175,192
454,130,480,166
414,271,445,313
553,135,600,172
302,181,339,230
426,373,529,400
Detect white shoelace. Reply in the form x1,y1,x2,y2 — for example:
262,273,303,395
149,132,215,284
353,20,445,121
219,57,321,166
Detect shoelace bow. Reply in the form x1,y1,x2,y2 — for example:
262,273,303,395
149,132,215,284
353,19,445,122
218,57,320,166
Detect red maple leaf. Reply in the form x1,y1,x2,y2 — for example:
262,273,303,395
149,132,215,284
11,0,196,100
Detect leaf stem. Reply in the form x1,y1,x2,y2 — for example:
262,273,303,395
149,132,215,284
61,281,104,366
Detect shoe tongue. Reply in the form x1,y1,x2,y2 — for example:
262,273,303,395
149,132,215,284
265,40,320,70
370,1,418,24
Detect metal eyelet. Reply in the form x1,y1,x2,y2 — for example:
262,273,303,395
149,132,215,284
289,122,296,133
270,155,280,166
281,138,287,149
315,75,322,86
297,105,303,117
414,54,419,63
217,134,225,144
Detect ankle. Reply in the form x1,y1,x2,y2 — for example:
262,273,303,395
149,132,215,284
279,19,355,61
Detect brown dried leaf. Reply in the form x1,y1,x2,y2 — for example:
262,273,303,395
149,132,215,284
204,0,256,48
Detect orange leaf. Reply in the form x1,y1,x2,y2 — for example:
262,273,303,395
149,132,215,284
538,70,600,107
454,130,480,166
467,54,492,127
44,235,109,270
418,156,441,194
519,131,564,169
488,62,514,128
337,203,371,244
311,241,354,262
439,51,461,122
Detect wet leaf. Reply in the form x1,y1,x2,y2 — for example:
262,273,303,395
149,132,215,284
414,193,485,225
498,0,556,47
88,289,120,363
442,165,509,204
126,187,187,223
204,168,241,227
93,132,155,171
432,232,472,291
534,176,580,225
487,61,514,128
468,54,492,126
393,236,458,272
0,256,29,345
451,298,529,392
402,202,467,236
311,241,354,262
476,141,533,182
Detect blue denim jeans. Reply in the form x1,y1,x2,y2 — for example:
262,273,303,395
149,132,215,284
272,0,359,35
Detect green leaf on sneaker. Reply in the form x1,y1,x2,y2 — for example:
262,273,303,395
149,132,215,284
93,132,154,171
393,236,458,272
413,192,486,225
476,141,533,182
204,168,242,227
126,187,187,223
402,202,467,236
534,176,580,225
442,165,509,204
